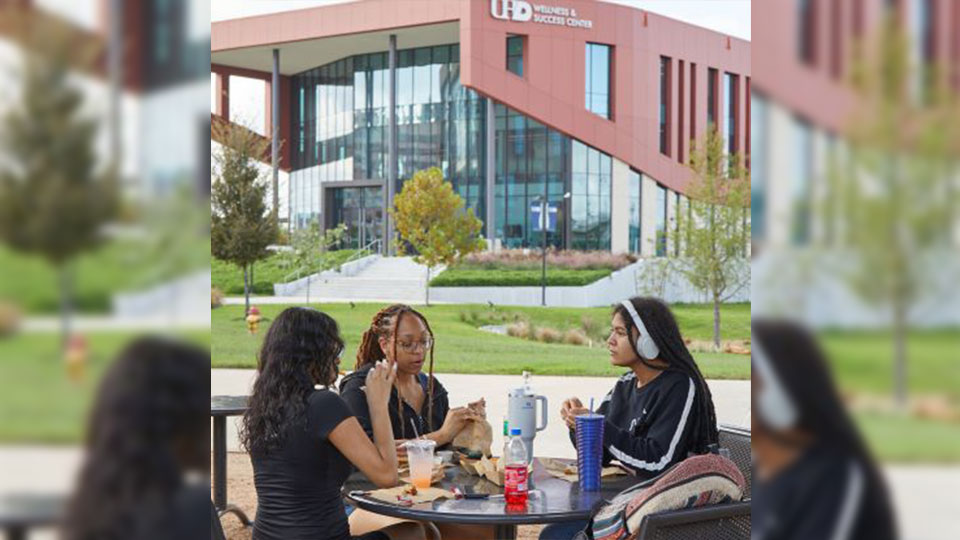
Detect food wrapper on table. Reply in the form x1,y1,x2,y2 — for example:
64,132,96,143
459,455,532,487
540,457,629,483
363,484,455,506
451,398,493,459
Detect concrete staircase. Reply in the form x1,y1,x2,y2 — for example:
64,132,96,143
284,257,444,303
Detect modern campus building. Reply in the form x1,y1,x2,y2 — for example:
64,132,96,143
211,0,750,254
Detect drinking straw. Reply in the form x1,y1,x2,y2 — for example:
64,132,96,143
589,397,594,414
410,418,422,439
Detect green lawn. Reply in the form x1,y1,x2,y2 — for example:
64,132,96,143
0,242,202,314
0,331,209,443
212,302,751,379
856,412,960,463
820,329,960,401
212,249,366,295
430,268,613,287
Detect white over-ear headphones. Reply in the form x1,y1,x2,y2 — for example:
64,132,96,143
620,300,660,360
752,336,798,430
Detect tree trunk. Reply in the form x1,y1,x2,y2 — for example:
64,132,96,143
893,301,908,410
250,263,255,294
243,264,250,315
425,266,431,307
713,295,721,351
59,265,72,350
305,275,311,305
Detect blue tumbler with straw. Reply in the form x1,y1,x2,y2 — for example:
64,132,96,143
575,412,604,491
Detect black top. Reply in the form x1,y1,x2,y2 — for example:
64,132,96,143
339,367,450,443
752,443,896,540
569,370,699,479
251,390,354,540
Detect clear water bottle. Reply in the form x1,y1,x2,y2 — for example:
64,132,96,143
504,428,528,506
501,417,510,460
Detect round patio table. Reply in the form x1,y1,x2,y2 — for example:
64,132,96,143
210,395,251,526
344,458,640,540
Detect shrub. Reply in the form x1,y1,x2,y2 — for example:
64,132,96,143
0,301,21,337
563,328,590,346
506,321,532,339
534,326,563,343
580,314,598,335
461,249,636,271
211,288,224,309
430,268,611,287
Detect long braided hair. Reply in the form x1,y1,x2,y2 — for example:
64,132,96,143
613,297,719,454
356,304,437,435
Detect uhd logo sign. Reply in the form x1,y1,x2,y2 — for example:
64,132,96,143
491,0,593,29
491,0,533,22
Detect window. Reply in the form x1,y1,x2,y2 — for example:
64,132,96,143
628,170,642,252
677,60,685,164
585,43,612,119
689,63,697,144
506,35,524,77
793,116,813,245
707,68,718,130
797,0,816,65
725,72,738,155
659,56,671,155
571,140,612,250
655,184,668,256
674,192,681,256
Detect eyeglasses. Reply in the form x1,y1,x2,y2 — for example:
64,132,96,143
393,338,434,353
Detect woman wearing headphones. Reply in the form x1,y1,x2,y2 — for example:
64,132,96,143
751,320,895,540
540,296,719,539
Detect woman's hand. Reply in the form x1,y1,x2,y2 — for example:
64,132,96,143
364,360,397,411
439,406,480,442
560,397,589,430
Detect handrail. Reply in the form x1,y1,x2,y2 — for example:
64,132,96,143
280,238,382,284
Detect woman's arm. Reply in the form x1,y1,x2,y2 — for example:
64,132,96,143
329,411,399,487
329,361,399,487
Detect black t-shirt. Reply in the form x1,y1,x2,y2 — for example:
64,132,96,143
569,370,701,479
251,390,354,540
752,443,896,540
339,368,450,443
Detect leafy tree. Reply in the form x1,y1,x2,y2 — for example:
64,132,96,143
676,128,751,350
391,167,486,305
831,17,959,408
211,120,277,314
281,221,347,304
0,13,118,346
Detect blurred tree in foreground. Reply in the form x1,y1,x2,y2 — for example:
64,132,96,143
0,11,118,347
836,15,960,409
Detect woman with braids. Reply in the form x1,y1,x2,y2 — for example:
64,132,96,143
339,303,481,451
340,304,488,540
540,296,719,540
240,307,429,540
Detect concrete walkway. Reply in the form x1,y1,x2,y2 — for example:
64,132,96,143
211,370,750,457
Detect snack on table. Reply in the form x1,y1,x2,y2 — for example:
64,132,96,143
451,399,493,458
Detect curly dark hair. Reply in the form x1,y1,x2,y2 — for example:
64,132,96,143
240,307,344,457
355,304,437,432
613,297,719,454
62,336,209,540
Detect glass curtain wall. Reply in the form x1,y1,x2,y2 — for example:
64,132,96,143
289,44,485,231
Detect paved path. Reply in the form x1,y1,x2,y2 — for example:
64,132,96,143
210,370,749,457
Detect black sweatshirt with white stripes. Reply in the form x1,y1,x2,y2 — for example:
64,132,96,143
569,369,698,479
